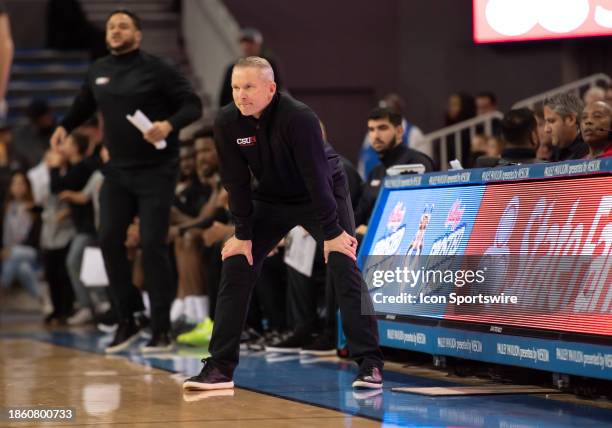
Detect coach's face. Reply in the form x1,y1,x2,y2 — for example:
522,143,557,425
106,13,142,55
231,66,276,119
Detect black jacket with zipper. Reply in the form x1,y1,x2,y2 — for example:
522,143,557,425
214,92,345,241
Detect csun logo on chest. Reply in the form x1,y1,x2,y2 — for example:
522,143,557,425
236,136,257,147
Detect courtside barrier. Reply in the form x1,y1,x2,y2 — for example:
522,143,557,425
356,158,612,380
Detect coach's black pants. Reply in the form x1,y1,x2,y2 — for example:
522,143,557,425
209,178,383,375
99,162,178,334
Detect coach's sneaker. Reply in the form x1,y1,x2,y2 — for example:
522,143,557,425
105,318,142,354
183,358,234,391
352,366,383,389
141,331,175,353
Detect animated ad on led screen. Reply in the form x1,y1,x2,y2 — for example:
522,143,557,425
361,185,485,319
361,176,612,337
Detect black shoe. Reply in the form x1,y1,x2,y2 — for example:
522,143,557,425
183,358,234,391
265,330,309,353
135,312,151,339
239,327,263,350
246,330,283,351
352,366,383,389
141,331,175,353
96,309,118,334
171,317,197,338
300,333,337,356
43,312,67,326
105,318,142,354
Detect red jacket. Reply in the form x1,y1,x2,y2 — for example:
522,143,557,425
598,143,612,158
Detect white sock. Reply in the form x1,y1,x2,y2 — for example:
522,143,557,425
184,296,198,324
170,298,185,322
193,296,209,322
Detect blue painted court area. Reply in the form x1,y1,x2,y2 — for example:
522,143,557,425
4,329,612,428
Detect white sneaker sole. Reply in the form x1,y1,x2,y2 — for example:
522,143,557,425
264,346,302,354
352,380,383,389
183,389,235,401
183,380,235,391
299,349,337,356
141,344,175,354
105,333,141,354
97,323,118,334
353,389,383,400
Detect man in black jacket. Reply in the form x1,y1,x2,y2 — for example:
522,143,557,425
496,108,539,166
50,10,202,353
355,107,434,232
184,57,383,391
543,93,588,161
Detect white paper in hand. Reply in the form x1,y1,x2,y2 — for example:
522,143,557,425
126,109,167,150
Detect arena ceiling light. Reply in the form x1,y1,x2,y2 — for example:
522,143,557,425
474,0,612,43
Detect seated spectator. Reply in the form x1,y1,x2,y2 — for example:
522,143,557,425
469,133,488,166
543,93,588,161
58,118,108,230
0,120,29,211
497,108,539,165
48,133,101,325
475,91,498,116
176,141,197,196
533,102,554,161
1,171,42,303
355,107,434,233
358,93,428,177
474,135,504,168
486,136,503,158
444,92,477,166
170,128,224,340
580,101,612,159
30,149,76,325
59,147,107,230
12,99,54,168
475,91,502,139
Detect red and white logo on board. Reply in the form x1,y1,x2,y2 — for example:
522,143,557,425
236,136,257,146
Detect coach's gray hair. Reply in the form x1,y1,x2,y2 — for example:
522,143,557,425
543,93,583,119
233,56,275,82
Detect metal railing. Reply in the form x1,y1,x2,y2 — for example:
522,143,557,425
512,73,611,110
423,111,504,171
182,0,240,108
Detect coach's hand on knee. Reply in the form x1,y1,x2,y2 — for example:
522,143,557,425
324,231,357,263
221,236,253,266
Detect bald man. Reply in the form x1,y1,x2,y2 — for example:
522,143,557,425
580,101,612,159
184,56,384,392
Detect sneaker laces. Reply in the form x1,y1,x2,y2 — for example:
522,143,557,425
359,365,379,378
197,358,213,376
